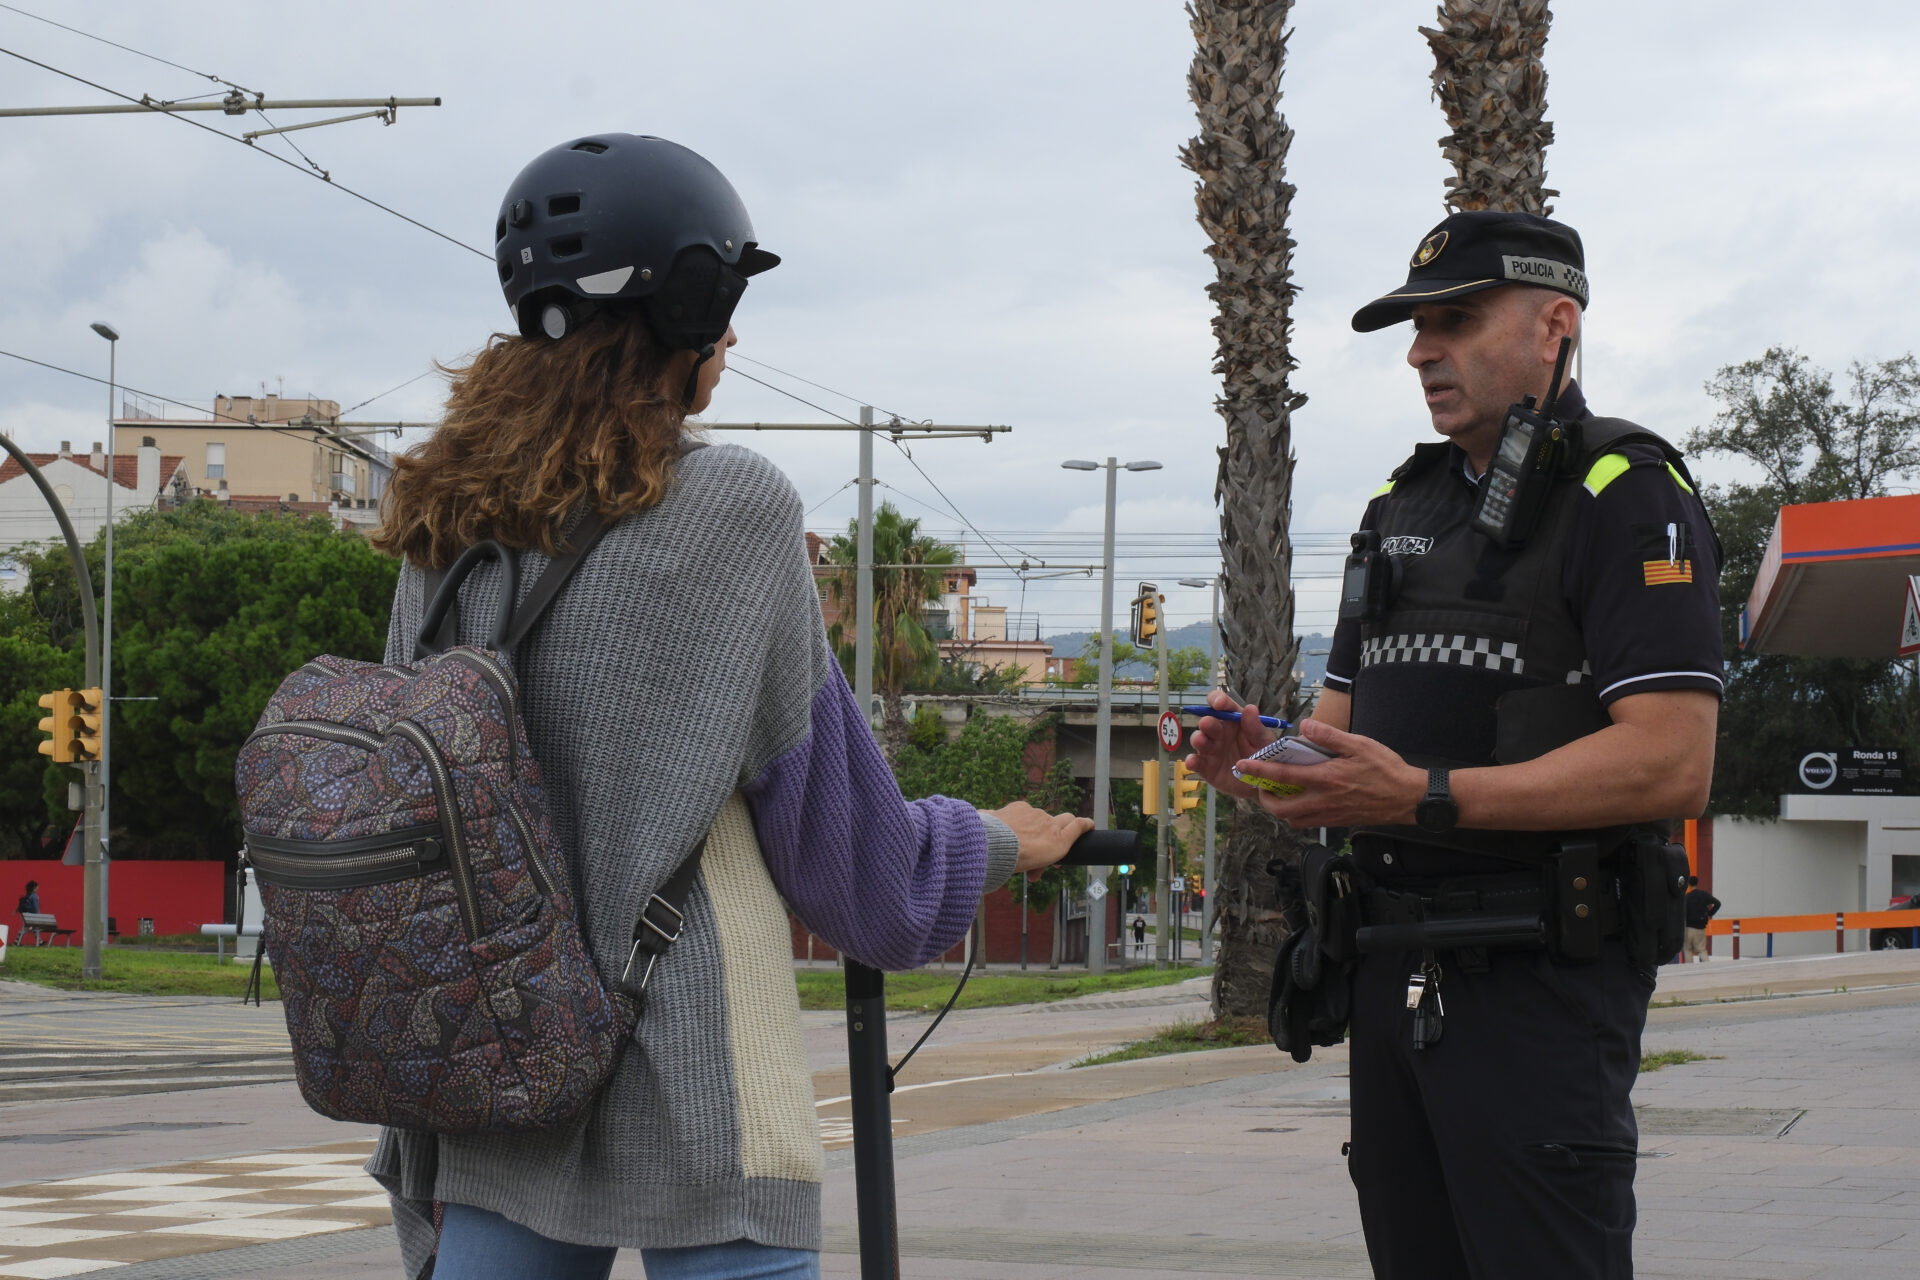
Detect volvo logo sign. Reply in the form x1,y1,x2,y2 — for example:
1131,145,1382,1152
1798,752,1838,790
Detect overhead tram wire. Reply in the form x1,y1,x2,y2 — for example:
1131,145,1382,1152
0,345,404,456
719,365,1045,571
0,46,488,261
0,2,258,96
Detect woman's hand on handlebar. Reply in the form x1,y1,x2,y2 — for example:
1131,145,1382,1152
988,801,1096,876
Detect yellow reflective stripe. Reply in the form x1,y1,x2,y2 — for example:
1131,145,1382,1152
1371,479,1396,498
1583,453,1632,496
1583,452,1696,497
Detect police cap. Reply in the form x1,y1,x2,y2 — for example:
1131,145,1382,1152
1351,210,1588,333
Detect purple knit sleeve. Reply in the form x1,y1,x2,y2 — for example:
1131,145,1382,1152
742,663,992,971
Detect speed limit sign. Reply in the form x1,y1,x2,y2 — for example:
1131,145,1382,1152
1158,712,1182,752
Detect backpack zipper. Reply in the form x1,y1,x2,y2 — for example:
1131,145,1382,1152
245,827,445,890
388,719,481,939
443,649,556,898
246,718,481,939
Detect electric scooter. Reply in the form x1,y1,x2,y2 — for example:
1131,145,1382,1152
843,828,1143,1279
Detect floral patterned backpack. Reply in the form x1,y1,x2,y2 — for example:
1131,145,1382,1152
234,510,703,1133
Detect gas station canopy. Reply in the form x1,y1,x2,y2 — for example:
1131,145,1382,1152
1742,492,1920,657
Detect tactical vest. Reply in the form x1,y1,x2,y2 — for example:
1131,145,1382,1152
1348,416,1700,865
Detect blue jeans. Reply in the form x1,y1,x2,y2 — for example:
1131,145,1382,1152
434,1203,820,1280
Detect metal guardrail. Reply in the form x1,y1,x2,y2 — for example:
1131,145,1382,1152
200,922,261,962
1703,910,1919,957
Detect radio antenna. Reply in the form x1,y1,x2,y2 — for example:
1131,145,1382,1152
1540,337,1574,419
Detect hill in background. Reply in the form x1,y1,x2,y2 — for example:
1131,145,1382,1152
1039,625,1332,687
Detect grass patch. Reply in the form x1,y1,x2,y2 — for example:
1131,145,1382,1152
793,964,1205,1013
1639,1048,1716,1073
105,932,220,952
1071,1016,1267,1068
1,943,280,999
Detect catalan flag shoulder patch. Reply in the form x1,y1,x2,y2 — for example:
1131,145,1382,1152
1643,559,1694,586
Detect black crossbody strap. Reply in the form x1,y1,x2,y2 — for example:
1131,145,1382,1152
416,507,611,658
503,506,610,650
617,836,707,1012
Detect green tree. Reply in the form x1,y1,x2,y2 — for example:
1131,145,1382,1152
5,502,399,859
1054,636,1210,690
1686,349,1920,815
0,627,82,857
822,503,960,760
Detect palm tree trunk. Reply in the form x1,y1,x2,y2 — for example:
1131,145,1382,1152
1180,0,1305,1018
1421,0,1557,214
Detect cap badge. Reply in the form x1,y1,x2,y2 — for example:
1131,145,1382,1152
1412,230,1448,269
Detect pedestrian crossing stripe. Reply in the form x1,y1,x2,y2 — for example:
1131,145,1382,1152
1643,559,1693,586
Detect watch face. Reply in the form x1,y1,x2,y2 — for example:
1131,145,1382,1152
1415,795,1458,833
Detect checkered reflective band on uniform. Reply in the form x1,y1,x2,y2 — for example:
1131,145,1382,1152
1566,659,1593,686
1360,633,1525,675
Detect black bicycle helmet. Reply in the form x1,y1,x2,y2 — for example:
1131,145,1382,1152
495,134,779,355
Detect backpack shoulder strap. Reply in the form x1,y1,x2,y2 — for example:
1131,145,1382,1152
617,835,707,1012
502,506,611,651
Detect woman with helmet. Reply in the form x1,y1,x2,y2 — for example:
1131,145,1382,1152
366,134,1088,1280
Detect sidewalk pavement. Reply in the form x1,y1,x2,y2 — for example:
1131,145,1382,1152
3,954,1917,1277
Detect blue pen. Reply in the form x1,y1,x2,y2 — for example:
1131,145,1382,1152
1180,706,1288,729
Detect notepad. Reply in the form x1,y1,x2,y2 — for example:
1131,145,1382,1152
1232,736,1336,796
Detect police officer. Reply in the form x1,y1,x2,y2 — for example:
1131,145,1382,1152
1187,210,1723,1279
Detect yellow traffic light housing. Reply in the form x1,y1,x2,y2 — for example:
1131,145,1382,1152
1172,760,1205,814
1140,760,1161,815
72,688,104,762
37,689,76,763
1130,588,1162,644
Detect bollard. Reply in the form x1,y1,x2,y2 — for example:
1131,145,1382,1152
1836,911,1845,954
1732,918,1741,960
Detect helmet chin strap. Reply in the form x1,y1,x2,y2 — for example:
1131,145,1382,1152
681,343,716,410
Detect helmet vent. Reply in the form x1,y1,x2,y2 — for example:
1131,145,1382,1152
571,140,608,154
549,236,585,260
495,217,507,243
497,259,512,284
547,195,581,216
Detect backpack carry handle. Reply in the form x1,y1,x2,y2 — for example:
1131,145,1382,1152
415,540,518,658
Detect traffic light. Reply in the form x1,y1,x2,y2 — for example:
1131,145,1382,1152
1130,587,1162,644
72,688,104,762
36,689,77,763
1172,760,1205,814
1140,759,1161,814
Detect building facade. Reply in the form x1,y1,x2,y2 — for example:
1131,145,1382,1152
0,438,188,589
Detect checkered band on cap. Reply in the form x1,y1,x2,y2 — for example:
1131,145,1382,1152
1360,633,1526,675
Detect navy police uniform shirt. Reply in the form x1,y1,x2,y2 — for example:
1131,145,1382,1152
1325,384,1724,709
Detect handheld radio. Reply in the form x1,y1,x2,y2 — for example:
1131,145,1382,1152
1338,529,1401,624
1471,337,1575,549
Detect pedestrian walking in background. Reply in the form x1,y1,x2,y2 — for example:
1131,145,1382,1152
1132,915,1147,956
1685,876,1721,961
364,134,1089,1280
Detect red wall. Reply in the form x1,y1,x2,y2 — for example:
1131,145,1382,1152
7,861,225,938
793,883,1123,967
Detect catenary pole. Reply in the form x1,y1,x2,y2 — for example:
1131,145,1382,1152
855,407,875,730
1153,588,1171,967
0,434,102,977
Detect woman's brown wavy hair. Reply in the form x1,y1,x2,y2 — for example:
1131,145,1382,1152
375,310,694,569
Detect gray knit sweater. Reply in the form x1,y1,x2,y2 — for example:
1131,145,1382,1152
365,442,1018,1272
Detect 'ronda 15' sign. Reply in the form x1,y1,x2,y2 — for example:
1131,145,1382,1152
1792,748,1911,795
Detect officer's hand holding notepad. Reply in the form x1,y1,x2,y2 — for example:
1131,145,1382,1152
1233,736,1338,796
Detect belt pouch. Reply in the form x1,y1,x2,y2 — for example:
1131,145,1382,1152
1620,835,1689,966
1550,840,1602,962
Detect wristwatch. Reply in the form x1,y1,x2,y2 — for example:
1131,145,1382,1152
1414,768,1458,834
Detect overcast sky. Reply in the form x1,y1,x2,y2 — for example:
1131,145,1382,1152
3,1,1917,639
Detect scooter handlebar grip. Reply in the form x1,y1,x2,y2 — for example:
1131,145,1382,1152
1055,829,1143,866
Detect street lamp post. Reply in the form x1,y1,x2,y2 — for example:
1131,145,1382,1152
1179,576,1222,956
1061,457,1161,975
90,322,118,944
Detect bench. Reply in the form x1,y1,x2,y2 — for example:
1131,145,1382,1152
18,912,75,946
